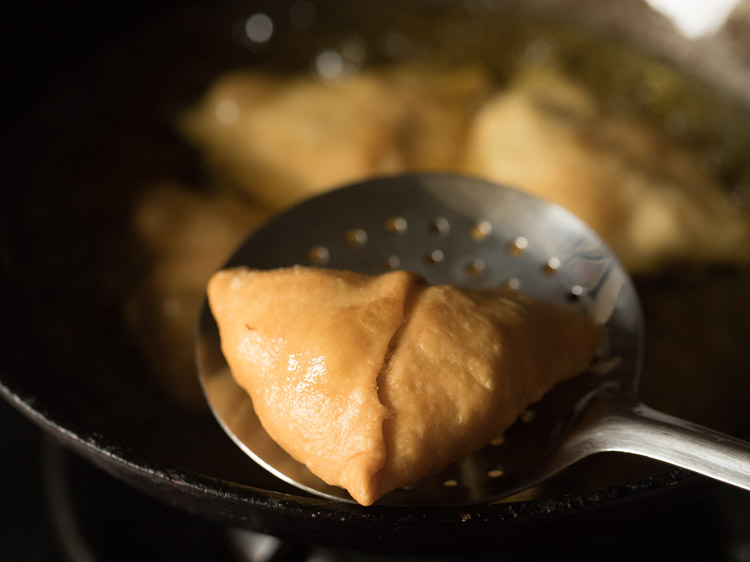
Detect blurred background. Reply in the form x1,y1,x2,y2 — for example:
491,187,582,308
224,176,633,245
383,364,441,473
1,0,750,560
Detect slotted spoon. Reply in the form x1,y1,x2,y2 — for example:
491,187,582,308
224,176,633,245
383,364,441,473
196,173,750,506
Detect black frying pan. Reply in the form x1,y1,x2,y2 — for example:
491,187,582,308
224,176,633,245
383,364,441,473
1,0,749,555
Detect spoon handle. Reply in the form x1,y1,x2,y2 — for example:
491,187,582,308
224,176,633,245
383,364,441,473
589,399,750,491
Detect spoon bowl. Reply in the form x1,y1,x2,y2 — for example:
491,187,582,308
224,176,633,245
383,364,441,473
196,173,750,505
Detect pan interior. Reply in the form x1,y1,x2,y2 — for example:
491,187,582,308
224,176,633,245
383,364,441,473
1,0,749,517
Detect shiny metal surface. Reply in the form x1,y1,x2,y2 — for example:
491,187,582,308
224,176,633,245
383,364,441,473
196,173,750,505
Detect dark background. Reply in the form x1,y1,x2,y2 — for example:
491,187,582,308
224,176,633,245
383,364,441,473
1,398,64,561
3,3,750,561
0,3,218,560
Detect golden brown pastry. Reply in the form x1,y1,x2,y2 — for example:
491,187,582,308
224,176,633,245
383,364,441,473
180,65,487,208
462,69,750,272
126,182,270,408
207,266,601,506
181,65,748,275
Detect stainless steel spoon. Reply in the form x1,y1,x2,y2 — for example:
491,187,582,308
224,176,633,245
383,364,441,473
196,172,750,506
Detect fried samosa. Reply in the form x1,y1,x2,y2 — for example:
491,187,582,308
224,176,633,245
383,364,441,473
207,266,601,506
